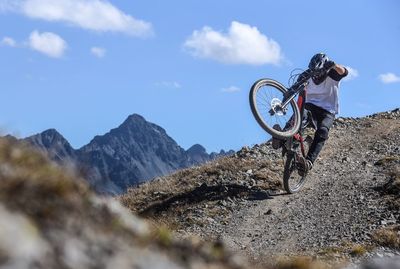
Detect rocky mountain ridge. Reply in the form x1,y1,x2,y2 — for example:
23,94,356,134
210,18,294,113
7,114,234,194
24,128,77,163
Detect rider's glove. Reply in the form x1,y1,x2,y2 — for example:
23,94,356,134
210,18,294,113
324,60,335,70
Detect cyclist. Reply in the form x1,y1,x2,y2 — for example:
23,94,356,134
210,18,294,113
273,53,348,176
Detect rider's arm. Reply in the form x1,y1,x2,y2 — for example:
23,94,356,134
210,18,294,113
296,69,312,83
328,64,348,81
333,64,347,75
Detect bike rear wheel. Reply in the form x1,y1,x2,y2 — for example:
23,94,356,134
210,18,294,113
249,79,301,139
283,151,308,193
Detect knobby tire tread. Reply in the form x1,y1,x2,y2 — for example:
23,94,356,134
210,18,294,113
283,152,308,193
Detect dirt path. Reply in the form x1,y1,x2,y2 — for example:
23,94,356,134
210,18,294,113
217,117,400,262
121,110,400,267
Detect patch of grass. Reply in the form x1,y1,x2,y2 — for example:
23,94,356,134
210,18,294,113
274,256,328,269
385,174,400,195
0,138,89,225
374,155,400,166
317,241,372,260
120,154,282,214
377,160,400,213
155,226,173,247
374,154,400,210
210,240,225,259
372,225,400,249
318,246,342,256
349,244,367,257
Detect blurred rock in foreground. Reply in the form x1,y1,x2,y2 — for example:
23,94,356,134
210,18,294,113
0,138,246,269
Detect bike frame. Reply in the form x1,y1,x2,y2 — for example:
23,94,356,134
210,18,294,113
284,86,308,158
293,88,307,157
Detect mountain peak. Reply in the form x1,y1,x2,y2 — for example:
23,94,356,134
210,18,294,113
24,128,76,163
114,114,169,139
117,114,152,132
26,128,67,144
121,114,147,126
124,114,146,123
41,128,64,138
187,144,207,155
3,134,17,142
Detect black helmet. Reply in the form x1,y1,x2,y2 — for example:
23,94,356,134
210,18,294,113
308,53,329,70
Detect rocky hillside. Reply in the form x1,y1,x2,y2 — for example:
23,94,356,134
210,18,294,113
121,108,400,268
7,114,233,194
0,109,399,269
0,138,248,269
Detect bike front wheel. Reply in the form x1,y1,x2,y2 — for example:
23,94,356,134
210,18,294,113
249,79,301,139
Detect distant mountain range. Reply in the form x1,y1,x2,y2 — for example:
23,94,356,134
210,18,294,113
6,114,233,194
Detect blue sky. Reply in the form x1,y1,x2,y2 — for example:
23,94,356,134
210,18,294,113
0,0,399,153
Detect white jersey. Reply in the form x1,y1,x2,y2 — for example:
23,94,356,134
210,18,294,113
305,68,348,114
306,77,340,114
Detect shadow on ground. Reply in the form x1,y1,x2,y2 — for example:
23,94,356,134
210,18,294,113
140,183,273,216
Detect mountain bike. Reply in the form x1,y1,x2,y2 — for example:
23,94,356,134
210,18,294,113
249,67,329,193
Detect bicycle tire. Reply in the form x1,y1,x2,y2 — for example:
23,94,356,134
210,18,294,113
283,152,308,193
249,79,301,139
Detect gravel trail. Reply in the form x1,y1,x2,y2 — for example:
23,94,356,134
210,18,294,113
121,109,400,267
217,112,400,262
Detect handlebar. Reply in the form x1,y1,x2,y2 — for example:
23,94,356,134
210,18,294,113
281,67,332,109
290,67,331,91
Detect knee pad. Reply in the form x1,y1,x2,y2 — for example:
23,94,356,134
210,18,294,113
315,126,329,141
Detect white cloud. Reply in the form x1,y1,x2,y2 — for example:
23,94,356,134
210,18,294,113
184,21,282,65
343,66,359,81
91,47,106,58
221,86,241,93
29,30,67,58
1,36,17,47
379,72,400,84
8,0,153,37
155,81,182,89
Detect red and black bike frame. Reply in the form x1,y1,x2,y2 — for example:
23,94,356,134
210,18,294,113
293,88,307,157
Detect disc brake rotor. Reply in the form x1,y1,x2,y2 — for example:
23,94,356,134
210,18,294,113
271,98,285,116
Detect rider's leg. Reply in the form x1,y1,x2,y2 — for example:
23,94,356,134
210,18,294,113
272,124,283,149
272,108,312,150
305,104,335,164
271,112,297,150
